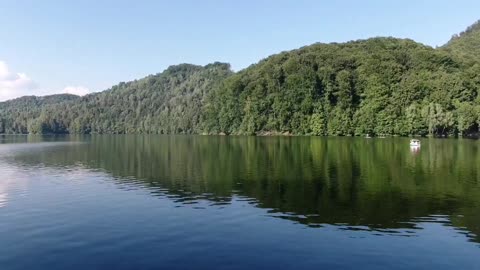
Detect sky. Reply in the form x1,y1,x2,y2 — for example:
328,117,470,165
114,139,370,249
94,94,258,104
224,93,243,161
0,0,479,101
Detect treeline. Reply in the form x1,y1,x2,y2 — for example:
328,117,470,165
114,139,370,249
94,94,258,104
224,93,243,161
205,38,479,136
443,20,480,64
1,23,480,137
1,63,232,134
0,94,79,134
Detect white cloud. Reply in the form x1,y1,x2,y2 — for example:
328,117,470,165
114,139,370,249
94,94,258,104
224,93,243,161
0,61,37,101
63,86,91,96
0,61,93,102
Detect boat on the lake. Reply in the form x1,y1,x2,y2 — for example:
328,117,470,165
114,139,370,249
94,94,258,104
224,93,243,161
410,139,421,147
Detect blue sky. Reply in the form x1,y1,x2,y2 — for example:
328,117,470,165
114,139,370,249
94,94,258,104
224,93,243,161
0,0,479,101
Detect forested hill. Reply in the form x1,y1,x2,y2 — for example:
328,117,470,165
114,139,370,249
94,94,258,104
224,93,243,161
443,20,480,64
206,37,479,137
0,94,79,134
1,22,479,137
0,63,232,134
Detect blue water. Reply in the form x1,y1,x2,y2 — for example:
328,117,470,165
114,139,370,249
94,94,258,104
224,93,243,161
0,135,479,269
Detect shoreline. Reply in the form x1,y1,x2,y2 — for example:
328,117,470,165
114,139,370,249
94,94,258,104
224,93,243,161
1,133,479,139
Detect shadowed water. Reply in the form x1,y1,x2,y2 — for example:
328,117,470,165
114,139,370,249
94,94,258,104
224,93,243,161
0,135,479,269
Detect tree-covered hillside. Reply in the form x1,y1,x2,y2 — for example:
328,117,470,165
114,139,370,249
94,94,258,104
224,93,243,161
443,20,480,64
206,37,479,136
0,94,79,134
1,63,232,134
1,22,479,137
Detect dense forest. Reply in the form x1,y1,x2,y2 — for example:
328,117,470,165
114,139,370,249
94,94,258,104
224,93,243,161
1,21,480,137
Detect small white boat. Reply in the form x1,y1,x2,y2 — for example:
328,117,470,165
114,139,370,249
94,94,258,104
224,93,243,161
410,139,421,147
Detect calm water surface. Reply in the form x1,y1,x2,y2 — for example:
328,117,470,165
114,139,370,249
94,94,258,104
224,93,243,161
0,135,479,269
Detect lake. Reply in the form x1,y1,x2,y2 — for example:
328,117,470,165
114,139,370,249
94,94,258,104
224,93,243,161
0,135,479,269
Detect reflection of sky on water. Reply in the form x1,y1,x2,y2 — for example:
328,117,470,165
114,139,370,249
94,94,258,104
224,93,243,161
0,144,89,209
0,189,6,207
0,169,27,208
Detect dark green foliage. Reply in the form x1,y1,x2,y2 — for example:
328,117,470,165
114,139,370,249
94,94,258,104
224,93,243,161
1,22,480,137
443,20,480,64
205,37,479,136
0,63,232,135
0,94,79,134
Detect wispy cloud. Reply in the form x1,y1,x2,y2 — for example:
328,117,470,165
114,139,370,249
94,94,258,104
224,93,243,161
63,86,91,96
0,61,92,102
0,61,37,101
